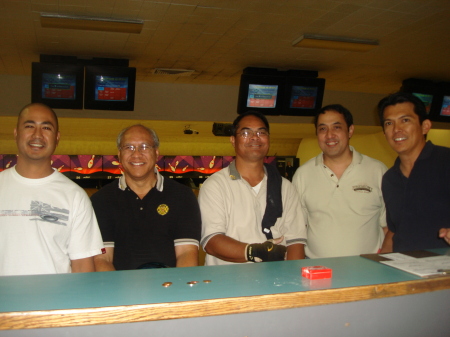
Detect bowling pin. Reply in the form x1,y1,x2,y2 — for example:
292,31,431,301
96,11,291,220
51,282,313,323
87,155,95,168
209,156,216,168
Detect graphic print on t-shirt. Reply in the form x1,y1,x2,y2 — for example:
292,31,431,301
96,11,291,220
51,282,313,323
0,200,69,226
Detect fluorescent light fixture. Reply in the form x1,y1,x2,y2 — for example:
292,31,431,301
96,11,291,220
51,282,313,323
40,13,143,34
293,34,378,52
152,68,195,76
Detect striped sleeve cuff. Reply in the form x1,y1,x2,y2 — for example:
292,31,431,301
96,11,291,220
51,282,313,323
200,232,224,249
286,238,307,246
103,241,115,248
174,238,199,247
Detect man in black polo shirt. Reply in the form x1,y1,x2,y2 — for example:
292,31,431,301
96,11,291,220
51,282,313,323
91,124,201,270
378,92,450,252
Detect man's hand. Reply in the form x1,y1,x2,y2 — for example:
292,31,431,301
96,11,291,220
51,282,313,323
246,237,286,262
439,228,450,245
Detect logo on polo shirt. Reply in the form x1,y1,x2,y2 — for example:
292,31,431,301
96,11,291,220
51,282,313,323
352,185,372,193
157,204,169,215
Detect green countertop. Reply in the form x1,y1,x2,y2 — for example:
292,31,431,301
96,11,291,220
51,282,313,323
4,250,448,314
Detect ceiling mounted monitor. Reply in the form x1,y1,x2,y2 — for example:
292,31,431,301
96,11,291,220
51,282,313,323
237,71,285,116
31,62,84,109
84,65,136,111
237,67,325,116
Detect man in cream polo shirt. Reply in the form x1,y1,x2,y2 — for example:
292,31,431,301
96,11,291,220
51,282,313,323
199,111,307,265
292,104,387,258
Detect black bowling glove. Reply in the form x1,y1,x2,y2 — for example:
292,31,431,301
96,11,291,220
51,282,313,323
246,240,287,262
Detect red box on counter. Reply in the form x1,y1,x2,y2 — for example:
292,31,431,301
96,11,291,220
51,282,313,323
301,266,332,280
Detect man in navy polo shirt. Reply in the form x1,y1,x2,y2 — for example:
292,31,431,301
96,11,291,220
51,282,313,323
378,92,450,252
91,125,201,270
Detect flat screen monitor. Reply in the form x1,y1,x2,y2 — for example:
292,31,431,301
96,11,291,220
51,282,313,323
84,66,136,111
401,79,438,115
429,84,450,123
237,74,285,115
247,84,278,108
439,95,450,116
283,77,325,116
412,92,434,115
31,62,84,109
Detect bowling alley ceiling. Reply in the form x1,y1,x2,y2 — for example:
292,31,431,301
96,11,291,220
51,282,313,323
0,0,450,94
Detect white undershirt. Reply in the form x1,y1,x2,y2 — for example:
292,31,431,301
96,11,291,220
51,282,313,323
252,180,263,194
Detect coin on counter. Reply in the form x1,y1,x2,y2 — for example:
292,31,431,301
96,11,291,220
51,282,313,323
187,281,199,286
203,280,212,283
162,282,172,287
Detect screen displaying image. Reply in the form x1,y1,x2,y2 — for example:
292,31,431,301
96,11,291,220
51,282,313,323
412,92,433,114
247,84,278,108
290,85,318,109
95,76,128,101
42,73,76,100
440,95,450,116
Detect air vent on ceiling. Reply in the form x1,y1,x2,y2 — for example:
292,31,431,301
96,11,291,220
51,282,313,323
152,68,195,76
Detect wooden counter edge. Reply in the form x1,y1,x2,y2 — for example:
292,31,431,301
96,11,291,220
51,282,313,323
1,276,449,330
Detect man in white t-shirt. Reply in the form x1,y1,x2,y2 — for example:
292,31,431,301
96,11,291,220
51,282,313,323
292,104,387,258
0,103,104,276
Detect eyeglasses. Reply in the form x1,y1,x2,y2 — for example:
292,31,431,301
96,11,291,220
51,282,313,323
237,129,270,138
120,144,154,153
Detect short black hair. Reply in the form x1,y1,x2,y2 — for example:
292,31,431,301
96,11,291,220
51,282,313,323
232,111,270,135
314,104,353,131
377,92,428,128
